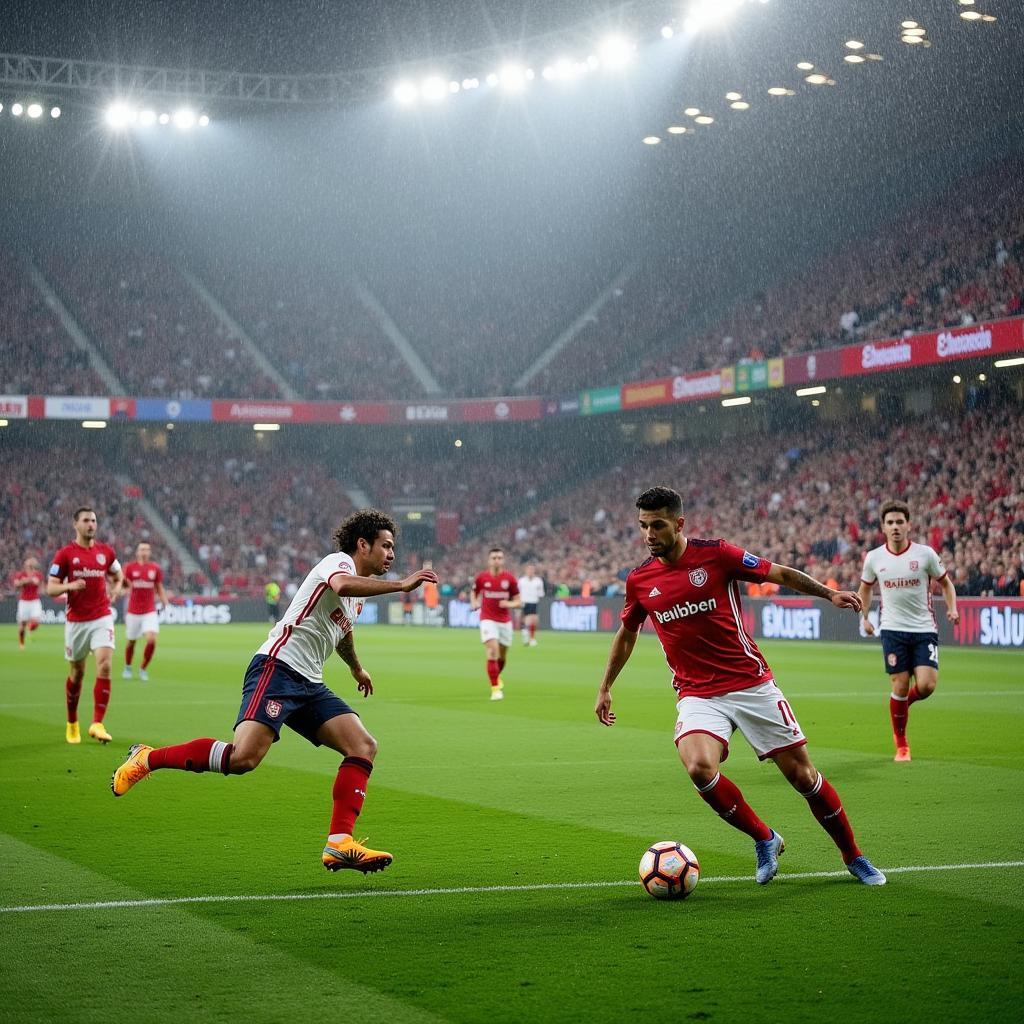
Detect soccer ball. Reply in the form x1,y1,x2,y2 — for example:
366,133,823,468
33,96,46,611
639,841,700,900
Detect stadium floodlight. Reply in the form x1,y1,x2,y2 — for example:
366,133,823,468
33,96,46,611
81,420,107,429
642,136,661,145
796,61,814,70
694,114,715,124
499,64,528,92
454,439,463,448
0,103,4,114
721,396,752,407
448,80,461,93
173,107,196,129
845,40,865,49
661,25,675,39
198,113,210,126
105,102,135,128
598,35,634,70
139,109,157,126
420,76,448,101
730,100,750,110
978,373,987,381
959,10,982,19
684,106,701,116
805,73,830,84
0,419,8,428
795,385,827,396
462,77,480,90
844,54,866,63
27,103,43,118
725,91,742,101
485,72,499,87
994,357,1024,368
253,423,281,432
667,125,690,134
50,106,61,118
393,80,418,104
952,375,962,383
11,102,24,116
767,86,792,95
901,20,919,28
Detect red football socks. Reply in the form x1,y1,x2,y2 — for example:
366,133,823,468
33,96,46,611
125,641,136,666
329,756,373,836
908,684,928,705
149,738,232,774
486,659,501,687
29,622,39,633
92,677,111,724
529,622,536,640
497,655,507,673
890,693,909,743
65,676,82,723
802,773,861,864
142,640,156,669
696,773,773,842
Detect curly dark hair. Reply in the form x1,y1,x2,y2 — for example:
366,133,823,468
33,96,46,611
879,499,911,523
332,509,398,555
636,487,683,517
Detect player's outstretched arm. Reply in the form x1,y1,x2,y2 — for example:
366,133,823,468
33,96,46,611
336,631,373,697
332,568,439,599
595,624,640,726
765,563,863,613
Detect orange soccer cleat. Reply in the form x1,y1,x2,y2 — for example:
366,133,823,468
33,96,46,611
894,745,912,763
111,743,153,796
322,836,393,873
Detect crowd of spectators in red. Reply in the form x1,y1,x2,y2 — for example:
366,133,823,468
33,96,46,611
433,405,1024,602
42,252,281,400
0,446,187,596
0,252,106,396
122,449,354,597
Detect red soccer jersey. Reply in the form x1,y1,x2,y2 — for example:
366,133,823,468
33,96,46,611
13,571,42,601
49,541,119,622
473,571,519,623
621,538,774,698
124,561,163,614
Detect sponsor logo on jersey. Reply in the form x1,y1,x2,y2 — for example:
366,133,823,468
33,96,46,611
96,553,106,566
688,568,708,587
883,578,921,589
265,699,282,719
502,579,510,589
653,598,717,623
648,586,661,597
148,570,156,579
742,551,760,569
909,560,919,571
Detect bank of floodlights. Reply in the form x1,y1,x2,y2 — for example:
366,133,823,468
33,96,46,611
104,102,210,130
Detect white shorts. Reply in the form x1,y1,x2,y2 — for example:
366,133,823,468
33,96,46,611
480,619,513,647
64,615,116,662
125,611,160,640
673,680,806,762
17,599,43,623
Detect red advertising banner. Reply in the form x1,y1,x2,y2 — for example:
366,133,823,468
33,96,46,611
783,347,844,387
457,397,544,422
840,317,1024,377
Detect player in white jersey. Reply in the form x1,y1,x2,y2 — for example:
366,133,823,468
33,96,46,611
111,509,438,874
518,564,545,646
857,500,959,762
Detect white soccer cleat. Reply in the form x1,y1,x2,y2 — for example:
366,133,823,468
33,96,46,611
754,830,784,884
490,686,505,701
122,667,133,679
847,856,887,886
139,668,149,682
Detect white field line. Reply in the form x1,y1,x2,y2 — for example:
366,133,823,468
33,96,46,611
2,860,1021,915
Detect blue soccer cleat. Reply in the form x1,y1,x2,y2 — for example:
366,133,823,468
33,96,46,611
847,856,887,885
754,829,785,884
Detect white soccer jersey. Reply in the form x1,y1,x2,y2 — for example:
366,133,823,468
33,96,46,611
517,575,545,604
861,541,946,633
256,552,364,682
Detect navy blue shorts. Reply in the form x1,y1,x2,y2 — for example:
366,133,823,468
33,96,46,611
235,654,356,745
522,603,538,616
880,630,939,676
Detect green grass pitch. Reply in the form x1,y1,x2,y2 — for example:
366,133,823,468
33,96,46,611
1,624,1021,1023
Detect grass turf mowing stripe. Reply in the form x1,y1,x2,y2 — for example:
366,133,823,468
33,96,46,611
3,860,1021,914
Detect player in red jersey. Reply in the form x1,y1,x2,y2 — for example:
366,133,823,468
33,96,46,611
13,556,44,648
471,547,521,701
47,507,124,745
120,542,169,681
595,487,886,886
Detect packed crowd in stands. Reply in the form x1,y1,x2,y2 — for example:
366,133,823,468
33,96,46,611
0,447,187,596
536,159,1024,392
211,267,424,401
123,448,354,597
42,252,282,400
433,404,1024,602
0,252,106,396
